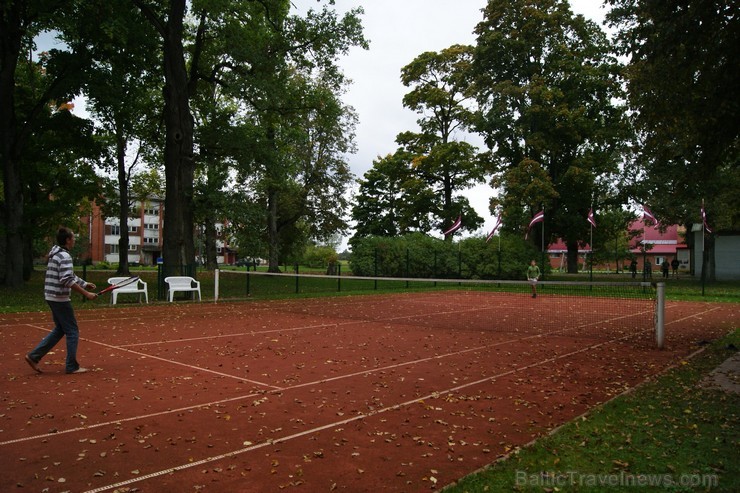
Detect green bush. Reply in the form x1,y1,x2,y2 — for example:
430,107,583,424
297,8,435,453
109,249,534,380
303,245,338,270
349,233,545,279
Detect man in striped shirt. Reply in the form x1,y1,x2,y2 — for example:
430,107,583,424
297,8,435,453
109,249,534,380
25,227,98,374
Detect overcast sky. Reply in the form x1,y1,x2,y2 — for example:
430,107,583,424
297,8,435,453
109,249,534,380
291,0,610,242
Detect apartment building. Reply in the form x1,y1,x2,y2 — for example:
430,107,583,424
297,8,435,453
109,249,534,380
82,199,236,266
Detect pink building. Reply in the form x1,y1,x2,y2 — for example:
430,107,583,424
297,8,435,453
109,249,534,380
545,219,689,273
628,219,689,272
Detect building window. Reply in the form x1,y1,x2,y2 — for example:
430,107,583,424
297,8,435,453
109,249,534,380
128,244,138,251
128,225,139,233
144,207,159,216
111,225,120,235
109,244,119,254
144,223,159,230
144,237,159,245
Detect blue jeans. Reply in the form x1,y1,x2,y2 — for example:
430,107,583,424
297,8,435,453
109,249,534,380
28,301,80,373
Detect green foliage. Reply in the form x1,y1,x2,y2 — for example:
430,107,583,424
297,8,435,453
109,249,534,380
302,244,338,269
605,0,740,231
349,232,542,279
472,0,627,272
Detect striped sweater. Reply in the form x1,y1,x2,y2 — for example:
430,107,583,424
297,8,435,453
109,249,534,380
45,245,87,302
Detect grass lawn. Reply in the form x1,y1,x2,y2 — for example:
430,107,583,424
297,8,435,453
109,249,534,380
445,330,739,492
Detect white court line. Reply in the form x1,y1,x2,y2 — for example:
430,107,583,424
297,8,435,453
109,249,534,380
81,314,676,493
4,303,670,447
24,323,282,390
0,390,266,446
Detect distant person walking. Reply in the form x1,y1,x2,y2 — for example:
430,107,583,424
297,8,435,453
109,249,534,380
671,258,680,277
25,227,97,374
630,259,638,279
661,259,670,278
527,259,541,298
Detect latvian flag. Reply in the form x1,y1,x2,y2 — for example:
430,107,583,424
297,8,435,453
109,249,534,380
443,215,462,236
642,205,659,226
701,205,712,234
587,208,597,228
525,210,544,240
486,215,502,242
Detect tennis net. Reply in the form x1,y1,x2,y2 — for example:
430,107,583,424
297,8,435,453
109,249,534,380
214,270,665,347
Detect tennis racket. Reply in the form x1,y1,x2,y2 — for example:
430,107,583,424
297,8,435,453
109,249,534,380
97,276,140,296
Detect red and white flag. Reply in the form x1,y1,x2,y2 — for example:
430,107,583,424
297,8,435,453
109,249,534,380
486,215,502,242
525,210,544,239
642,205,659,226
442,215,462,236
701,205,712,234
587,208,597,229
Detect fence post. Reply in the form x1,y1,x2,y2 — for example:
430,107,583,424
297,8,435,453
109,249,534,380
214,268,219,303
157,262,164,300
656,282,665,349
374,248,378,290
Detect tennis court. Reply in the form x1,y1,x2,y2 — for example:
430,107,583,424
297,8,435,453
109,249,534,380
1,284,735,492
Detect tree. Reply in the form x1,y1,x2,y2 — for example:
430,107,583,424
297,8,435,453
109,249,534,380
471,0,627,272
1,0,93,285
352,152,432,238
20,103,102,272
131,0,204,276
81,1,162,275
398,44,485,238
605,0,740,280
221,2,366,272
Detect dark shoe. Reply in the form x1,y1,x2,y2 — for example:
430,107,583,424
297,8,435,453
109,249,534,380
25,354,42,373
67,367,89,374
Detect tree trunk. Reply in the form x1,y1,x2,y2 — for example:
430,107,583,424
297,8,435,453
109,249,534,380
116,131,130,275
0,3,24,287
566,241,580,273
267,187,280,272
706,234,716,282
204,219,218,270
160,0,196,276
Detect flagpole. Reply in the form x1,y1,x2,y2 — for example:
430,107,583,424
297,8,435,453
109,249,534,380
497,232,501,278
541,208,545,279
590,220,593,282
702,199,706,296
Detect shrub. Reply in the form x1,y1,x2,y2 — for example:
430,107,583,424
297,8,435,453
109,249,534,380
349,233,545,279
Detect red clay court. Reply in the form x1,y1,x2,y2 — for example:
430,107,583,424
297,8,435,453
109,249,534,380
1,289,736,492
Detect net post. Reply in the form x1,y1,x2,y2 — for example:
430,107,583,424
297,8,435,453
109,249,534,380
655,282,665,349
214,268,220,303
